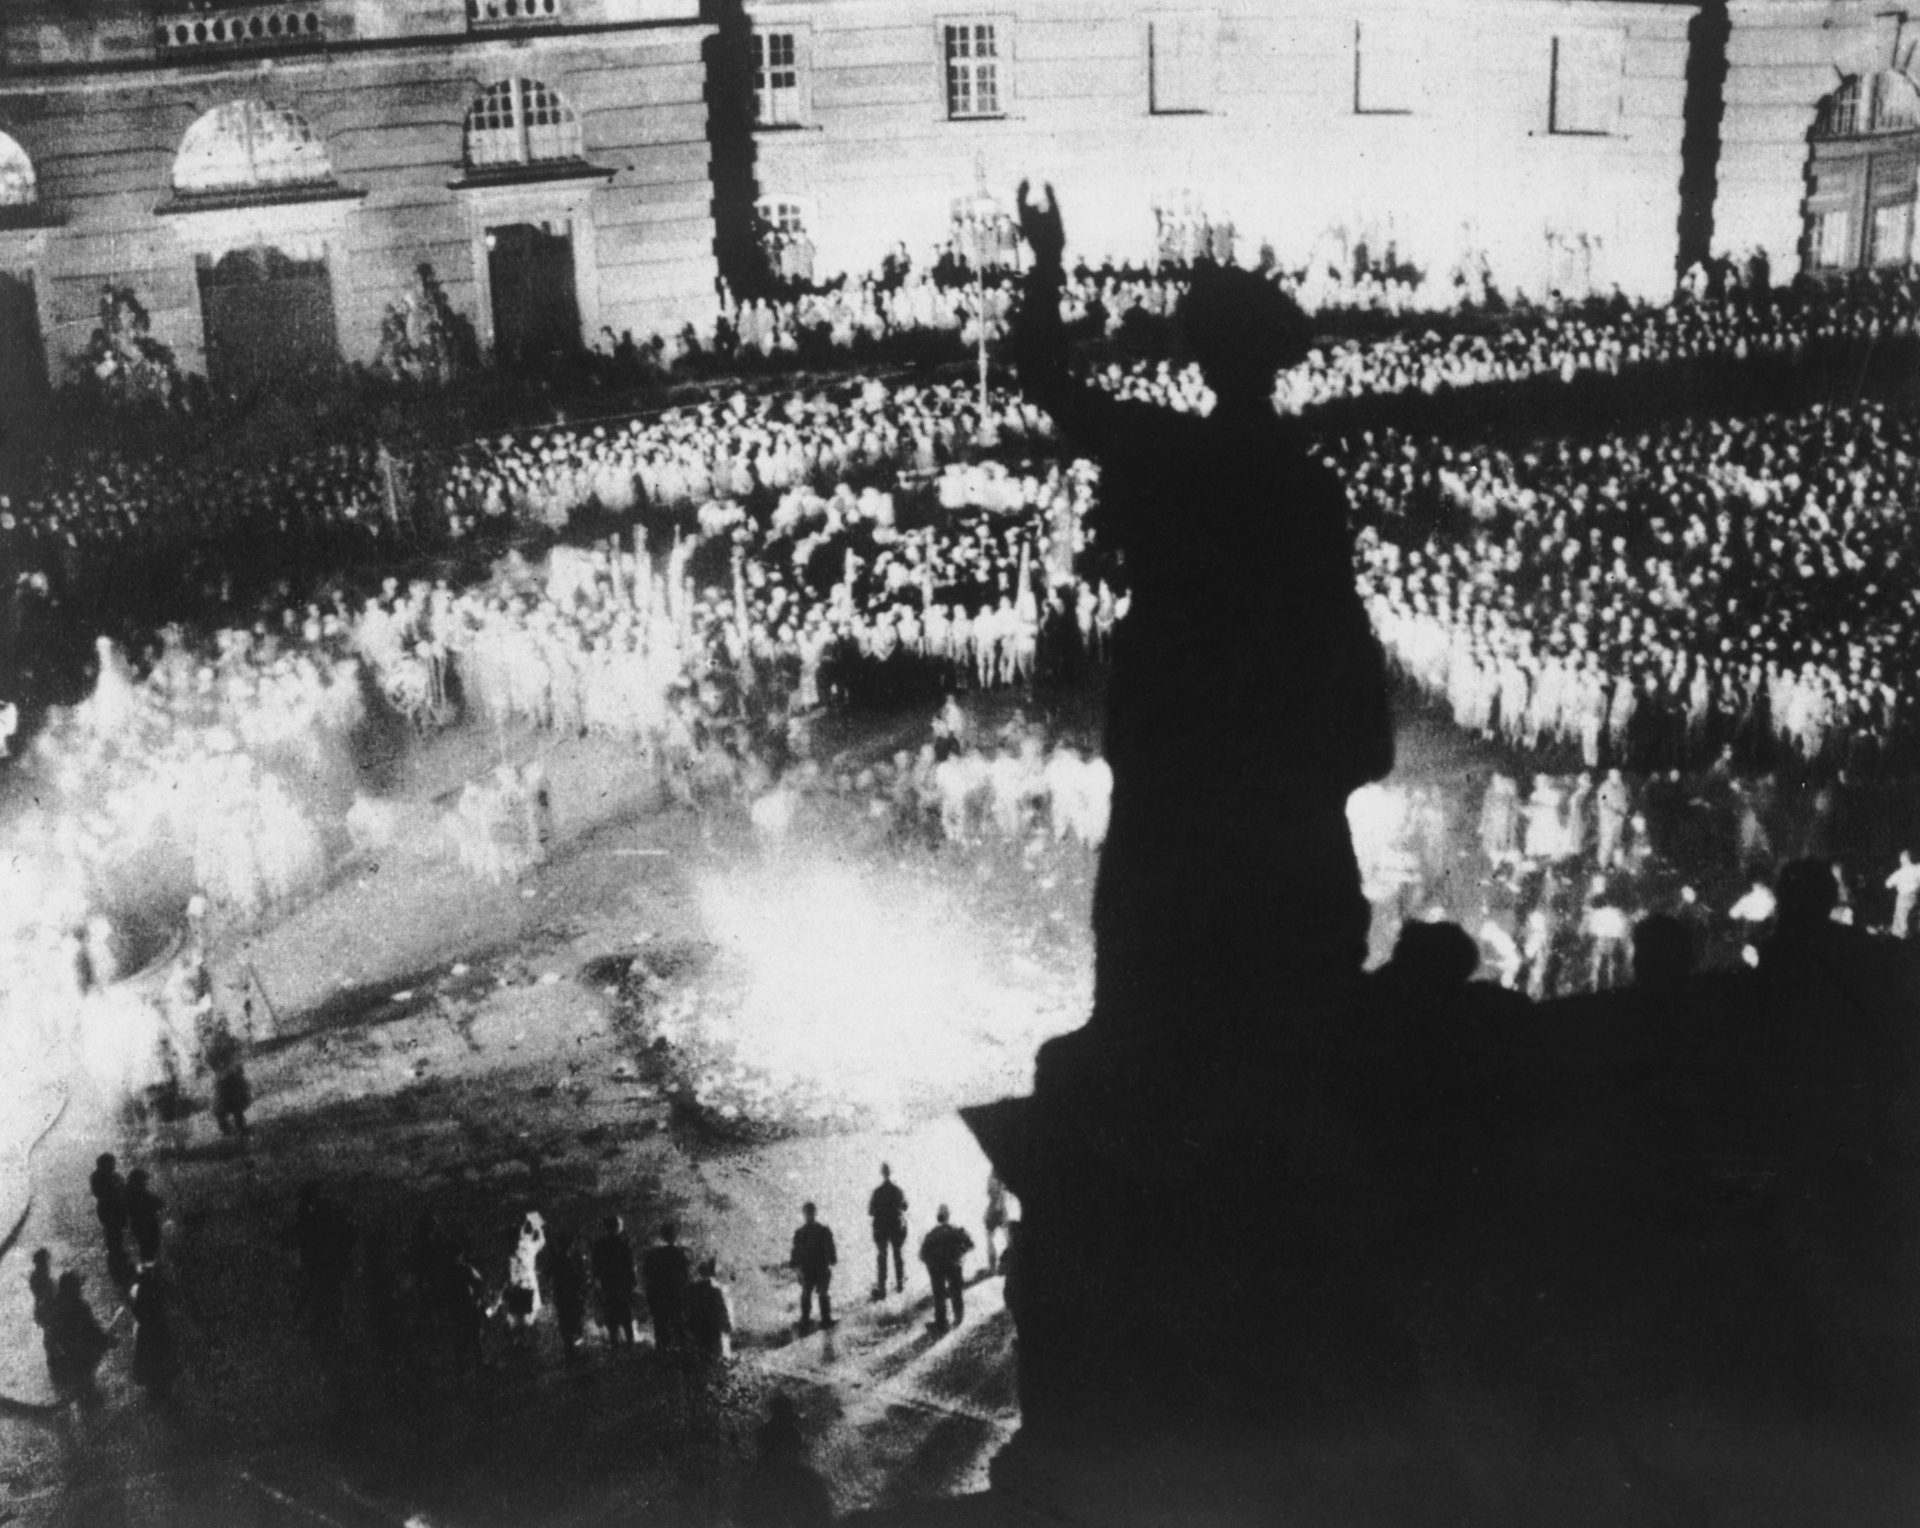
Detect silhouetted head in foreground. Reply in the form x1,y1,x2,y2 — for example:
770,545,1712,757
1178,262,1313,404
1632,913,1695,993
1774,857,1839,937
1386,920,1479,996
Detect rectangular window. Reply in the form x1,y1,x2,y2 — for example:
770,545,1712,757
1550,33,1622,135
1809,210,1852,269
945,22,1003,119
1868,151,1917,266
1870,200,1913,265
1150,13,1216,114
752,31,803,126
1353,21,1415,115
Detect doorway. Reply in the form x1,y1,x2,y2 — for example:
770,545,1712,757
197,244,339,395
487,221,582,368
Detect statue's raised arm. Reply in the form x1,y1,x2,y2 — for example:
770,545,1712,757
1008,180,1078,430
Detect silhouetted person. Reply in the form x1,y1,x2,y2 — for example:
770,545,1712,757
1010,183,1392,1063
788,1202,836,1334
592,1215,638,1346
124,1168,164,1265
90,1153,127,1261
28,1248,55,1328
919,1205,974,1335
547,1231,588,1357
1380,920,1480,999
687,1257,734,1361
739,1393,833,1527
641,1222,692,1351
1631,913,1695,995
867,1163,907,1298
45,1271,112,1408
129,1264,180,1400
213,1060,252,1139
983,1173,1010,1276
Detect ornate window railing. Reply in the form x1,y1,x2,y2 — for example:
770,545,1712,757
467,0,564,30
153,6,327,54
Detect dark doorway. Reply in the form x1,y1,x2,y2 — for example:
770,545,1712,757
197,244,339,395
0,269,49,440
486,221,581,367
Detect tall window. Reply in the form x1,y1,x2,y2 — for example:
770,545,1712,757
753,31,803,126
1804,72,1920,274
1150,13,1216,115
1550,33,1622,135
945,23,1003,119
464,79,583,170
755,196,814,282
173,102,333,196
0,131,35,208
1352,21,1416,115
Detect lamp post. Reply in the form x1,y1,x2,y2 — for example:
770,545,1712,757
958,158,1000,440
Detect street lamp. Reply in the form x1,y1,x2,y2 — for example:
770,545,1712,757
957,166,1003,441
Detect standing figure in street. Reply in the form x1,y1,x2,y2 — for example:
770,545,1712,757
687,1257,735,1362
90,1153,128,1267
124,1168,165,1266
212,1058,253,1139
641,1221,692,1352
592,1214,638,1347
789,1202,837,1334
867,1163,908,1299
919,1206,974,1336
29,1248,56,1328
547,1231,588,1357
501,1210,545,1343
1884,850,1920,938
1594,768,1631,870
129,1263,181,1400
983,1174,1012,1276
45,1271,113,1410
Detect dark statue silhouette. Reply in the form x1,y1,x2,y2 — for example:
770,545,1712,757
1012,183,1392,1058
954,186,1918,1528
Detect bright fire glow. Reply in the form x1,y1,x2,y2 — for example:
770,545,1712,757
693,859,1074,1124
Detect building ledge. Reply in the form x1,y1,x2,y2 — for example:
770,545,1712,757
449,162,615,192
155,184,368,218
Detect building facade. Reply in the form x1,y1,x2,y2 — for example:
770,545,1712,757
1715,0,1920,276
5,0,1910,404
736,0,1697,303
0,0,718,408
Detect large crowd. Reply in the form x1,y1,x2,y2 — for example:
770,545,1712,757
11,270,1920,703
1,272,1918,1053
1346,400,1920,773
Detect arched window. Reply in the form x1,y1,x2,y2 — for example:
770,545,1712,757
0,132,35,208
173,102,332,196
1817,76,1864,139
464,80,583,170
1816,71,1920,138
1805,71,1920,273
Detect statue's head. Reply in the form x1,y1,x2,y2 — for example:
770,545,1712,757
1178,262,1312,403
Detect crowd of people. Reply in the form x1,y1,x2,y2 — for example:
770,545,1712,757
1345,400,1920,772
11,269,1920,714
